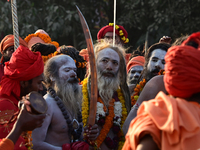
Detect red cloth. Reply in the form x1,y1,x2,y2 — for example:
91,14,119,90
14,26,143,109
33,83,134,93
0,94,27,150
0,35,28,54
126,56,145,73
164,32,200,98
97,24,128,43
62,141,89,150
0,45,44,97
123,91,200,150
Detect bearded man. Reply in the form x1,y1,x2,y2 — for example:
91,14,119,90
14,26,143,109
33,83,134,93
32,55,98,150
123,42,171,134
81,40,131,150
123,32,200,150
0,45,45,150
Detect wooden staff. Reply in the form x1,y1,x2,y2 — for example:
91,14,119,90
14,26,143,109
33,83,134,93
11,0,19,50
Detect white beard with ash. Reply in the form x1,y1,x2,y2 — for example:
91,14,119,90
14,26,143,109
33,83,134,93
97,70,120,107
53,78,82,117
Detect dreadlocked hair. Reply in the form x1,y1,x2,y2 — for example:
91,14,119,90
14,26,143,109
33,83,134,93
31,43,57,56
59,45,87,82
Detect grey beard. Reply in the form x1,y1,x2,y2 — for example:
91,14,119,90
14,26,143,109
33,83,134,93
53,78,82,117
97,71,120,107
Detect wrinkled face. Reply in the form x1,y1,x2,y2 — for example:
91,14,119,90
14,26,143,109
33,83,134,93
26,74,44,94
104,32,121,45
147,49,166,75
3,46,14,61
97,48,120,78
58,58,78,83
127,65,143,85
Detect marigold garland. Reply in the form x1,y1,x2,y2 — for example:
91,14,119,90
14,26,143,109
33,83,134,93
74,60,87,68
81,78,127,149
42,51,59,63
24,33,59,48
131,79,146,107
131,70,165,107
109,23,129,44
21,131,33,150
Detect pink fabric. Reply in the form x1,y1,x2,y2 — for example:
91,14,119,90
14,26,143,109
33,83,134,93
123,91,200,150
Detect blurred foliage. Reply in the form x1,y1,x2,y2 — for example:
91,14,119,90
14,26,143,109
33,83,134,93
0,0,200,51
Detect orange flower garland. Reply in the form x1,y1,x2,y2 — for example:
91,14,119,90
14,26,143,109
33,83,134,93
24,33,59,48
131,79,146,107
21,131,33,150
131,70,166,107
42,51,59,63
96,98,115,148
81,78,127,149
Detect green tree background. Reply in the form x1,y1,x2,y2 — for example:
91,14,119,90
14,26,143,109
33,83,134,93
0,0,200,51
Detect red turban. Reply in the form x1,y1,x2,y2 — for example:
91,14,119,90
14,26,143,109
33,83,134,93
126,56,145,73
97,23,129,43
164,32,200,98
0,35,28,54
0,45,44,97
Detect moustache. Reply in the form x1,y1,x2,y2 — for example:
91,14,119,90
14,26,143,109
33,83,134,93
67,77,79,83
101,70,115,77
151,69,160,75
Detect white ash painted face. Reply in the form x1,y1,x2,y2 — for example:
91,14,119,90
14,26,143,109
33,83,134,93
147,49,166,74
127,65,143,85
104,32,122,45
97,48,120,77
58,56,77,81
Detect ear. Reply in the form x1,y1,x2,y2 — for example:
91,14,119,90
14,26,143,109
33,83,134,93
20,81,29,88
50,76,55,82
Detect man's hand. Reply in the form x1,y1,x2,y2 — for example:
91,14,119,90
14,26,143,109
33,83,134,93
16,103,46,132
84,124,99,141
159,36,172,44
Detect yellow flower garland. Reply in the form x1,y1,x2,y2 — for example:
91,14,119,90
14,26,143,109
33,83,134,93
81,78,127,149
108,23,129,44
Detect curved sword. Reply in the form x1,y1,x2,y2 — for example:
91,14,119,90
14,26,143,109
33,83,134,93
76,6,97,126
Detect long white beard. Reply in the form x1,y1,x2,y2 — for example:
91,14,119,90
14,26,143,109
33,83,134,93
97,71,120,107
53,78,82,117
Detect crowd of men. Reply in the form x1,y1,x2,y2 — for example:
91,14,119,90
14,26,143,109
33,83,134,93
0,22,199,150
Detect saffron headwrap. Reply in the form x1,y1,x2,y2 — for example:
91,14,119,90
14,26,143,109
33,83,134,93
0,45,44,97
126,56,145,73
164,32,200,98
0,35,28,54
97,23,129,43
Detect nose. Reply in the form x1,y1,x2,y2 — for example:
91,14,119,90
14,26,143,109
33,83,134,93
39,84,43,91
133,72,140,78
70,70,77,78
106,61,113,71
155,60,162,70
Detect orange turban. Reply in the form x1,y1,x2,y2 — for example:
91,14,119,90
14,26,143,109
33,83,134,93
0,35,28,54
164,32,200,98
0,45,44,97
126,56,145,73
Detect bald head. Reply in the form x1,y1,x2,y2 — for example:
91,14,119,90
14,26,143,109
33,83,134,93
44,55,76,87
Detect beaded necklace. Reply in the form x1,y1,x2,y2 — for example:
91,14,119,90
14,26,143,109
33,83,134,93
48,87,82,142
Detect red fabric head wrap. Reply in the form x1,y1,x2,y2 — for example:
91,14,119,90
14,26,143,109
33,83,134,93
126,56,145,73
97,24,128,43
0,35,28,54
0,45,44,97
164,32,200,98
